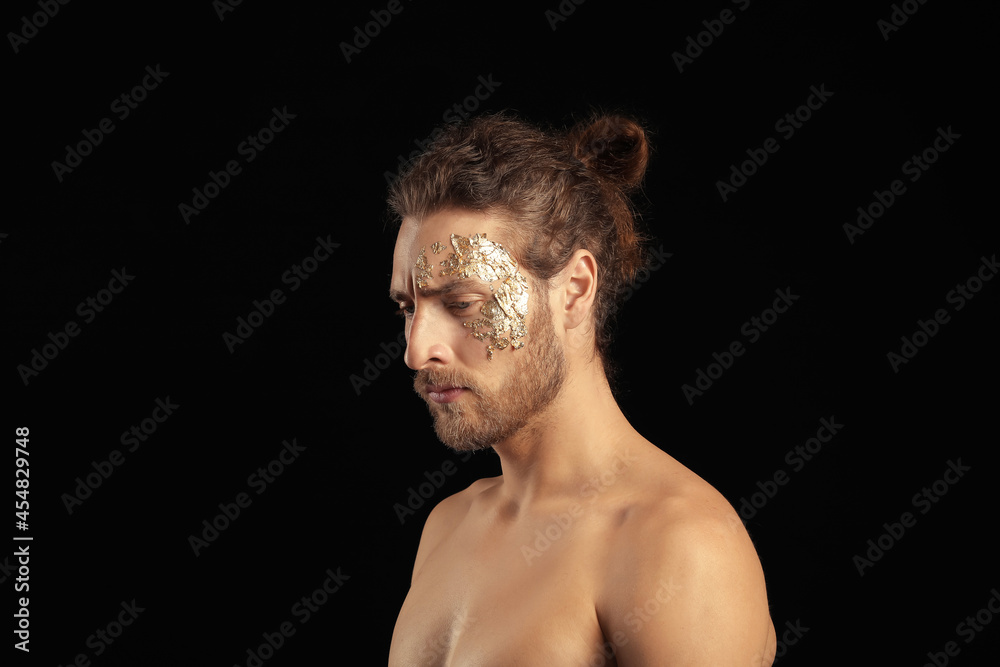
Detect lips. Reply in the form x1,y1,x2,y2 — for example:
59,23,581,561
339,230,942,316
425,385,467,403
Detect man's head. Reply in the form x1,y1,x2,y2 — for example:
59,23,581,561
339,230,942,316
391,208,568,451
388,112,650,450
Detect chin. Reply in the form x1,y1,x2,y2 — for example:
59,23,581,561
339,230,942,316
432,418,499,453
430,404,519,453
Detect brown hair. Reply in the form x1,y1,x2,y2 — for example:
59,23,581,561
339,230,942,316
388,111,651,377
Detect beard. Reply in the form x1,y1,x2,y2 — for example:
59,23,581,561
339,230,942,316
412,302,567,452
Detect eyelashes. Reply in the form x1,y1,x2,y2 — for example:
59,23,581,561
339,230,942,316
394,301,478,319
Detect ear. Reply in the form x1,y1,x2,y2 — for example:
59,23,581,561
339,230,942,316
560,249,598,330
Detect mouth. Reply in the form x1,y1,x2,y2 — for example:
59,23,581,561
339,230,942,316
425,385,467,404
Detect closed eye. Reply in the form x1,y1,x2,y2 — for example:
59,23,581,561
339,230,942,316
393,298,482,319
448,300,484,315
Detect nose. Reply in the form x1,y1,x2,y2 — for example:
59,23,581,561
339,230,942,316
403,307,454,370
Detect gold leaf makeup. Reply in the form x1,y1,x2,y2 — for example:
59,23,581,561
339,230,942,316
415,247,433,289
438,233,529,360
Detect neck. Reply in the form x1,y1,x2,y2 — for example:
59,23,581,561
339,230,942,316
490,357,644,513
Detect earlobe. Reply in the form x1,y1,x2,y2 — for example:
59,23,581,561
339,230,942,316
563,250,598,330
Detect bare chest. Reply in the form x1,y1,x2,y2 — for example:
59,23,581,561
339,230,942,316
389,517,616,666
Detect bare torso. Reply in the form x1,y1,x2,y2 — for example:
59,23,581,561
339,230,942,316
388,444,774,666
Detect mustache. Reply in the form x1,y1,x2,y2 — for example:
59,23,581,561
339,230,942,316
413,369,483,396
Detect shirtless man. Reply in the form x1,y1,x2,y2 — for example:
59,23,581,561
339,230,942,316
387,113,776,666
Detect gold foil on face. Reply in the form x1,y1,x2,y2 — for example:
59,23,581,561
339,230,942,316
430,241,446,255
415,247,433,289
438,233,529,360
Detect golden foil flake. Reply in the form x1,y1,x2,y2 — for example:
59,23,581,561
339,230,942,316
439,233,529,360
430,242,446,254
415,247,433,289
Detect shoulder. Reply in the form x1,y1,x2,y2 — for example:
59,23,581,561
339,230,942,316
597,453,775,665
409,476,499,583
423,475,498,532
605,469,758,584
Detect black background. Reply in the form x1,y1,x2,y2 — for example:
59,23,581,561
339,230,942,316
5,0,998,665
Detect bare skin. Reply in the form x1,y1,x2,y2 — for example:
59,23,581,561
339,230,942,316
388,208,776,666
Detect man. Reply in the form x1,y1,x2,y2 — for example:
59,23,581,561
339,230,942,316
386,113,776,665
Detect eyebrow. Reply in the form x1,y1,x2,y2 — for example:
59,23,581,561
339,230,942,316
389,279,488,303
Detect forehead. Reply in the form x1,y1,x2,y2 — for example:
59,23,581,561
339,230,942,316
391,208,515,292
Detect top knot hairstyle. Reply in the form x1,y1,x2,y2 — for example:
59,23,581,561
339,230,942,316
388,111,652,376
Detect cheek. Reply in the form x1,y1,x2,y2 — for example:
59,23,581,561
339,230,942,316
463,285,529,361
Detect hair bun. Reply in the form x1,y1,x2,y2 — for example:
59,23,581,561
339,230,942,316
568,115,650,191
